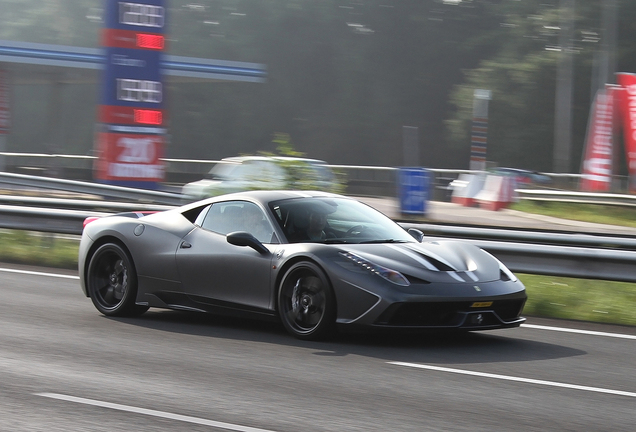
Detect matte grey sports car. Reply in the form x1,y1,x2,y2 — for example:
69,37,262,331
79,191,526,340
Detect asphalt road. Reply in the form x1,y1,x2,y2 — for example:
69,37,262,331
1,263,635,432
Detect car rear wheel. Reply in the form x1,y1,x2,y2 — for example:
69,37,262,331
278,262,335,340
87,243,148,317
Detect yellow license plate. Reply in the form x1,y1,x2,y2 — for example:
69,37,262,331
471,301,493,308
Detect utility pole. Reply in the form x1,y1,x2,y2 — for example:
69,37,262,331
598,0,619,191
597,0,618,91
553,0,575,174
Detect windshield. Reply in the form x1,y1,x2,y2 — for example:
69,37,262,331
269,197,415,244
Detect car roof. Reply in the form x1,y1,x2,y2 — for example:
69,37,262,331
271,156,328,164
180,190,348,212
220,155,328,165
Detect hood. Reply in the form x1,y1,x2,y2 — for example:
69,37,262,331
342,240,502,284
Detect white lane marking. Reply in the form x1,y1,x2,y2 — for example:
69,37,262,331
35,393,277,432
0,267,79,280
388,362,636,398
521,324,636,340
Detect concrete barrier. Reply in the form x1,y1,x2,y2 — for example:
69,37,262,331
451,173,486,207
475,175,517,211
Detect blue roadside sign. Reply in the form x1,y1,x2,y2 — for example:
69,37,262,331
398,167,430,215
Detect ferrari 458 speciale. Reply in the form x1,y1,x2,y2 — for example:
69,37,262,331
79,191,526,340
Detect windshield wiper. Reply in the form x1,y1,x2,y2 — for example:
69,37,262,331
322,239,349,244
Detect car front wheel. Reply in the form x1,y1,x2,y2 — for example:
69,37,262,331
86,243,148,317
278,262,335,340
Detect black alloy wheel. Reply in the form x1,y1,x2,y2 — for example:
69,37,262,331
87,243,148,317
278,261,335,340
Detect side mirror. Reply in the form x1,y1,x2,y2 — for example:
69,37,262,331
407,228,425,242
227,231,270,255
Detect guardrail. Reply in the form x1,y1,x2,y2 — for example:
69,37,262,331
0,205,106,235
401,223,636,283
0,152,636,207
3,152,635,204
2,202,635,283
4,194,636,250
0,172,184,206
399,222,636,250
517,189,636,207
0,194,173,213
1,159,636,283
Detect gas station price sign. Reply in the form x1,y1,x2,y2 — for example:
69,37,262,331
95,0,167,187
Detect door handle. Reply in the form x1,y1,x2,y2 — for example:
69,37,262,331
180,241,192,249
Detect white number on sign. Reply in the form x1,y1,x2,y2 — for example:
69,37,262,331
116,79,162,103
118,137,156,163
119,2,164,28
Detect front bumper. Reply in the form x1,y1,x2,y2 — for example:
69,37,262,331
372,298,527,329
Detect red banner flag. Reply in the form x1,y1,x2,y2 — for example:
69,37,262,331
580,87,616,191
616,73,636,192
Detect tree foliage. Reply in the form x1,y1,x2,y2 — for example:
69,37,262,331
2,0,636,172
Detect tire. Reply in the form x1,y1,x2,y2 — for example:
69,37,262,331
278,262,335,340
86,243,148,317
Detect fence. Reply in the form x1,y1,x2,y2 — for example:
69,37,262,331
0,151,618,198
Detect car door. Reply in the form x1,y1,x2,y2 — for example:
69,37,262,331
176,201,277,311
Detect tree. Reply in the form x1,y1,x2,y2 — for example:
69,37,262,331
445,0,636,172
4,0,636,175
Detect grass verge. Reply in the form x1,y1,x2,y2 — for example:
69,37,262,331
519,274,636,327
0,230,79,270
510,201,636,228
1,230,634,327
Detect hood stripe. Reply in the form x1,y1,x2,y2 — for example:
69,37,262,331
386,244,438,271
404,244,459,271
447,271,467,282
466,271,479,282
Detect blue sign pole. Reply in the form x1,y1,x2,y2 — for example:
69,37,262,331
398,168,430,216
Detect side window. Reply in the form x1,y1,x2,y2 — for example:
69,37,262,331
200,202,240,234
200,201,277,244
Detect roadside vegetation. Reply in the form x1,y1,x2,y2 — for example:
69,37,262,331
1,229,634,328
519,274,636,327
0,230,79,270
510,201,636,228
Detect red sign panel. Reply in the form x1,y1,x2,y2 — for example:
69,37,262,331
0,69,10,134
102,28,165,50
99,105,165,125
580,87,615,191
616,73,636,192
94,132,164,182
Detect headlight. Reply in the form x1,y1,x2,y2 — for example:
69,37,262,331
339,251,410,286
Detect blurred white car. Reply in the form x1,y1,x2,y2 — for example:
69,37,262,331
181,156,338,201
